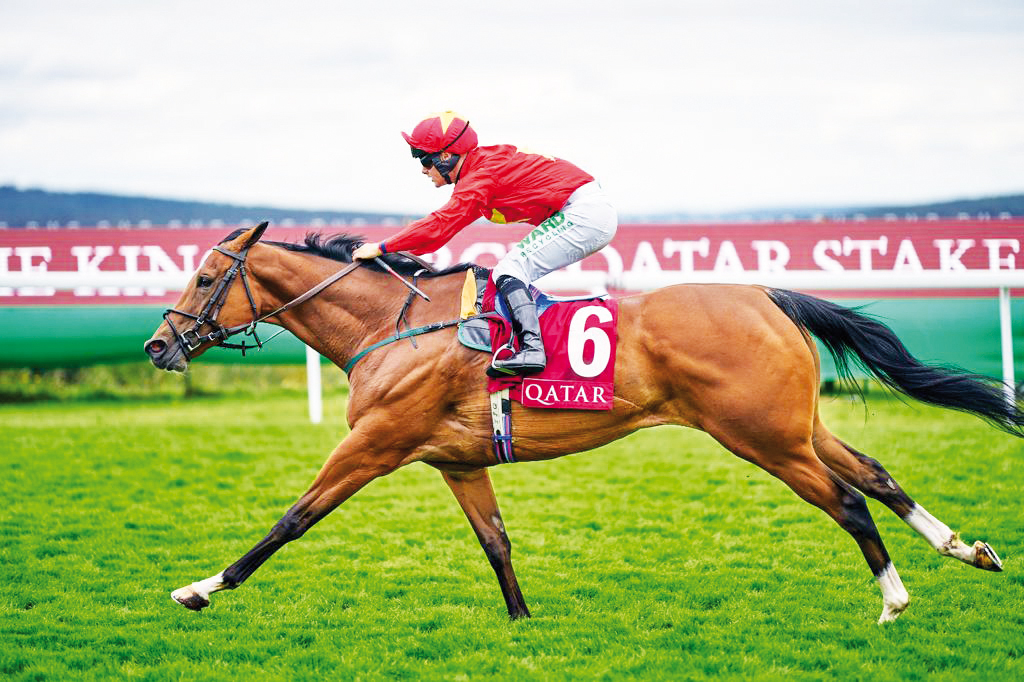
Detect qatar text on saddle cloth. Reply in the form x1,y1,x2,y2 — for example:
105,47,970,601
482,279,618,410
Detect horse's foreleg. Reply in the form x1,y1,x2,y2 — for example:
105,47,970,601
171,432,405,611
437,467,531,620
812,428,1003,572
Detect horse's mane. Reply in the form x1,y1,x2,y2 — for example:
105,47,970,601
219,229,475,278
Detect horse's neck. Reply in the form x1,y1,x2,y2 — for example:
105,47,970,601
253,249,398,365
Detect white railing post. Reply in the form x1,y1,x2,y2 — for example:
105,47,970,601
305,344,323,424
999,287,1016,403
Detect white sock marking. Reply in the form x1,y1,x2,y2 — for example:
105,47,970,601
877,563,909,624
903,504,974,561
172,571,228,603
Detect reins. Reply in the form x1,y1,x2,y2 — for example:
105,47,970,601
163,244,362,359
246,260,362,330
165,240,488,372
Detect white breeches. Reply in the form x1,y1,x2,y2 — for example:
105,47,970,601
492,181,618,285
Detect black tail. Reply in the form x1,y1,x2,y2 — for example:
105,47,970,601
766,288,1024,438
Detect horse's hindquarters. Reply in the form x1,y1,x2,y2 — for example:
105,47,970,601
617,286,819,443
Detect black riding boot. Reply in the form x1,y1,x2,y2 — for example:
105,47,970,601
488,275,547,377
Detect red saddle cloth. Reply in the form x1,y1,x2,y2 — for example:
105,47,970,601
483,279,618,410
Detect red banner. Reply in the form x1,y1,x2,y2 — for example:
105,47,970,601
1,219,1021,304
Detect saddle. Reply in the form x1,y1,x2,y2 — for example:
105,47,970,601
456,267,599,352
454,268,619,465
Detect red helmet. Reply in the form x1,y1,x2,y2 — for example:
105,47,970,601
401,111,478,155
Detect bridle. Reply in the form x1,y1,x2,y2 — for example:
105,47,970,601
162,242,360,358
161,236,468,372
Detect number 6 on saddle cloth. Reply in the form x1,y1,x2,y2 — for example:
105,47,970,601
461,272,619,412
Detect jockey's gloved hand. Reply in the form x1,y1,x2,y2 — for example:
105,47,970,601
352,242,383,260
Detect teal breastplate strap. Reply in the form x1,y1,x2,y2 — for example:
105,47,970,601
343,313,499,374
343,320,459,374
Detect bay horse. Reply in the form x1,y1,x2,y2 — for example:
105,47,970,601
144,223,1021,624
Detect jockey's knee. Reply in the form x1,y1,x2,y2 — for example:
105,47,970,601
492,257,531,286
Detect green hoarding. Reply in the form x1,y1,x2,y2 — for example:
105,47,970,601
0,305,313,367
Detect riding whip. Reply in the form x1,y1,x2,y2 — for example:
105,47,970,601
374,257,431,302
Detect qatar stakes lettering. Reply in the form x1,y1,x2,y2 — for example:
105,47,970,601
2,220,1021,304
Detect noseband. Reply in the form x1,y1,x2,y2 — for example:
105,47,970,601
162,243,361,358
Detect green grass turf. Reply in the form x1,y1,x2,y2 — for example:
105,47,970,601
1,389,1022,680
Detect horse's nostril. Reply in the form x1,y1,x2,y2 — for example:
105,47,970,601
145,339,166,356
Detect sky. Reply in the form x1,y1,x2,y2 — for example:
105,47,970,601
1,0,1023,217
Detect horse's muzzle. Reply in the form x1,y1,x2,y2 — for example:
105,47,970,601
144,336,188,372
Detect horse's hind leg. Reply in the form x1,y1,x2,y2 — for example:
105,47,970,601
435,467,531,619
812,425,1003,572
723,437,909,623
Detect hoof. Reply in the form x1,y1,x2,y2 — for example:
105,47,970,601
878,598,909,624
973,541,1003,572
171,585,210,611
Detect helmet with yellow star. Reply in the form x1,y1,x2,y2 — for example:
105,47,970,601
402,111,478,183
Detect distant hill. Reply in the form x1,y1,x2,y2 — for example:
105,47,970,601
631,193,1024,223
0,186,408,228
846,194,1024,219
0,185,1021,227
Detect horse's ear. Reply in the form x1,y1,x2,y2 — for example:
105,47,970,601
242,221,269,248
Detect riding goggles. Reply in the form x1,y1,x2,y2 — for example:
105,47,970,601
410,147,434,168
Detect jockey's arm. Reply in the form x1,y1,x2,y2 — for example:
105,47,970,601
353,183,490,259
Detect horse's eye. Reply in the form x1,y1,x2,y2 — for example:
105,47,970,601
197,275,214,288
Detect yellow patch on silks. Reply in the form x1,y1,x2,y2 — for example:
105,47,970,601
490,208,507,224
435,110,460,133
460,269,479,319
515,146,554,161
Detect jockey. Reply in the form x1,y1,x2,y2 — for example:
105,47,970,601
352,111,618,376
